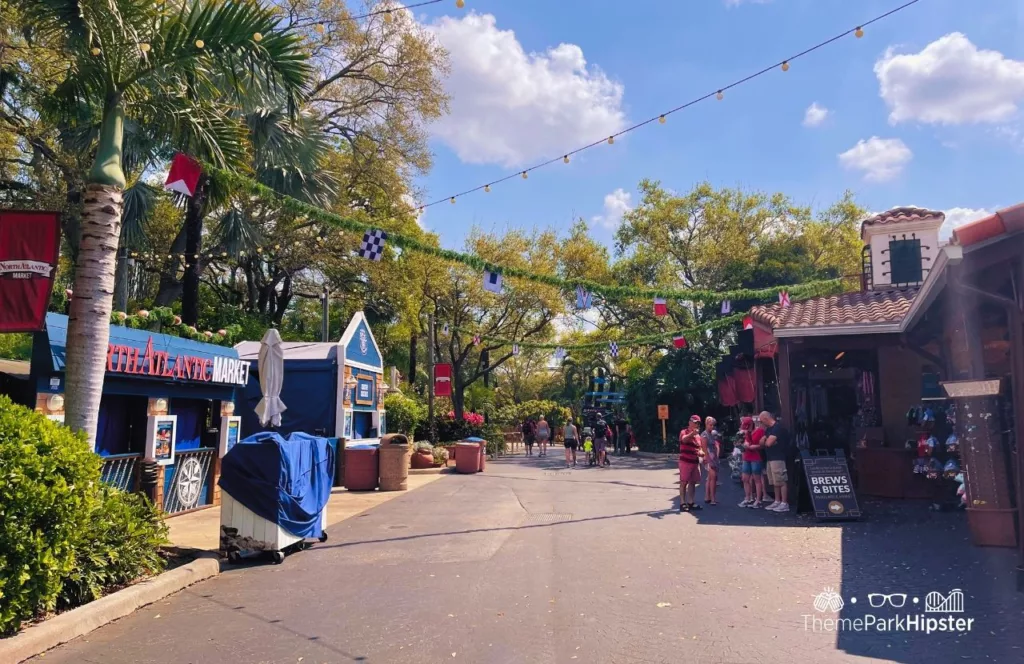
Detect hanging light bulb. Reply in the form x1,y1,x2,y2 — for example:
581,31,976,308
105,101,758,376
456,0,465,8
607,136,614,145
781,61,790,72
855,26,864,38
521,171,528,179
315,23,325,34
90,47,101,56
253,32,263,42
273,244,280,250
221,251,228,257
450,197,456,204
484,184,491,192
563,155,570,164
139,43,151,53
195,39,205,49
658,115,666,124
256,247,263,254
716,90,724,101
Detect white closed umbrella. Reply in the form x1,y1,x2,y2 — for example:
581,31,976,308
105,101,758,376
255,328,286,427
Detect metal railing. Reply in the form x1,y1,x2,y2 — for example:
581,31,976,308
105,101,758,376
163,448,215,514
100,453,142,493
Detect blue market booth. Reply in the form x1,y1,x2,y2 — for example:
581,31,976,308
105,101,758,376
32,313,250,515
237,312,388,444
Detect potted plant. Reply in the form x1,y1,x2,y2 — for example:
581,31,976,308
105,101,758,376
432,446,449,467
411,441,435,469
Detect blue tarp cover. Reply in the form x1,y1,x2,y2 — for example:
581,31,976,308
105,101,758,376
218,432,334,539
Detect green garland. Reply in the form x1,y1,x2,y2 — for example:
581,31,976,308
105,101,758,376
452,312,749,351
109,306,241,347
205,162,847,304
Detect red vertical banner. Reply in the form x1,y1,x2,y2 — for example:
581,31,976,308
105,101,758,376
434,363,452,397
0,210,61,332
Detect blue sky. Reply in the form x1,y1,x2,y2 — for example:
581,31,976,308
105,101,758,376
408,0,1024,249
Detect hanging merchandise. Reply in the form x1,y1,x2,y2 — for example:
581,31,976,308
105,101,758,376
926,457,944,480
943,458,961,479
922,408,935,422
944,434,959,454
925,435,939,454
906,406,919,426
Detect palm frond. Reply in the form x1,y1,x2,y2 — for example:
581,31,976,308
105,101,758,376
120,179,157,247
214,205,261,255
135,97,249,169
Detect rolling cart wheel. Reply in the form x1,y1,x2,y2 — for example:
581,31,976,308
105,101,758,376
318,531,329,543
271,551,285,564
227,551,242,564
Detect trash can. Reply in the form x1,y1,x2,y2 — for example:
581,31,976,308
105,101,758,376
378,434,411,491
455,442,482,474
461,437,486,472
344,444,379,491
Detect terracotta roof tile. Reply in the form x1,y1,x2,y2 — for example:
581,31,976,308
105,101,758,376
860,207,944,236
750,288,918,331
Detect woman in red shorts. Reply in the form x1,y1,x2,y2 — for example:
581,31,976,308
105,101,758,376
679,415,704,512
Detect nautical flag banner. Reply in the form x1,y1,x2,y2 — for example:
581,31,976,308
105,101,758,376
673,335,687,349
472,334,481,346
434,363,452,397
609,341,619,358
653,297,668,316
358,229,388,261
779,290,791,307
483,270,503,293
512,343,520,356
164,153,202,197
721,300,732,314
553,347,566,360
743,316,754,330
575,285,592,309
442,323,450,335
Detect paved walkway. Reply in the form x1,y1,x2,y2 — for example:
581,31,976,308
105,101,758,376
33,453,1024,663
168,470,446,551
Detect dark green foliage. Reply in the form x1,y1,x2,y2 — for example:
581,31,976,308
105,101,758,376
0,396,168,635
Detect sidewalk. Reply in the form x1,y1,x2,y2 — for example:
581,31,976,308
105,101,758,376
168,470,449,551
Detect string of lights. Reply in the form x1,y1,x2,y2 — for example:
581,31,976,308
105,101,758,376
415,0,922,212
449,312,749,352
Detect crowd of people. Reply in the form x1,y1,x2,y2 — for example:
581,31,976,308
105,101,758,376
677,411,791,513
520,414,634,468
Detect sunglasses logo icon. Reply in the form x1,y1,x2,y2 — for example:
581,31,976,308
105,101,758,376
867,593,907,608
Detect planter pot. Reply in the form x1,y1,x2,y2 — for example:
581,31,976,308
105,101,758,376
966,507,1018,547
410,451,434,469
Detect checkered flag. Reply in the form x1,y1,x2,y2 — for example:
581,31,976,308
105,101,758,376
609,341,619,358
358,229,387,261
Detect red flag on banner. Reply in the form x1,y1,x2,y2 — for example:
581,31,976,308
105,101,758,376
434,363,452,397
653,297,668,316
0,210,61,332
743,316,753,330
164,153,202,196
673,334,687,349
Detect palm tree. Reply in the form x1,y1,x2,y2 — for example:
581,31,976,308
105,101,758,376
15,0,310,445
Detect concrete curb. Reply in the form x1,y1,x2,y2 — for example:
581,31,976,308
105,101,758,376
0,551,221,663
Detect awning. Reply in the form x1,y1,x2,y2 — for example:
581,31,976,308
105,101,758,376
734,366,756,404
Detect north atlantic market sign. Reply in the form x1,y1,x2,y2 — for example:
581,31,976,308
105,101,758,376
107,336,250,386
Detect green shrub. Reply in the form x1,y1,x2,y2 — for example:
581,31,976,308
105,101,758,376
0,395,100,635
0,396,168,635
384,392,426,436
494,400,572,428
58,487,168,609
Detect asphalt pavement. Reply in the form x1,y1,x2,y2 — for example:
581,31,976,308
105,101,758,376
32,452,1024,664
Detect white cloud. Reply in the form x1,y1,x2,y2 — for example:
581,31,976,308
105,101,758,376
401,194,425,228
426,13,627,167
941,207,992,240
875,33,1024,125
803,102,829,127
838,137,912,182
592,188,632,229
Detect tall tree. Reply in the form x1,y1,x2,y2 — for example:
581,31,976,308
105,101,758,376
11,0,310,444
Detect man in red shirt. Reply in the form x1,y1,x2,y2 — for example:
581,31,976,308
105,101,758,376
737,416,765,507
678,415,704,512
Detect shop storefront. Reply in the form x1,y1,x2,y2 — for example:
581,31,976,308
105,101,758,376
31,313,248,515
750,206,1023,567
236,312,387,444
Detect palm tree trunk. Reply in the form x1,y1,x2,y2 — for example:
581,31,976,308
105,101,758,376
181,176,209,326
64,100,126,447
64,184,123,444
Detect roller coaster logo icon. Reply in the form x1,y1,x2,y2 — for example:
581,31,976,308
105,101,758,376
924,589,964,613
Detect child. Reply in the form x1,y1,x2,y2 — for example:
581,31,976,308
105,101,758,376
583,437,594,465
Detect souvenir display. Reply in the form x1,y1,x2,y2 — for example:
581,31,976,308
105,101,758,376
944,434,959,454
